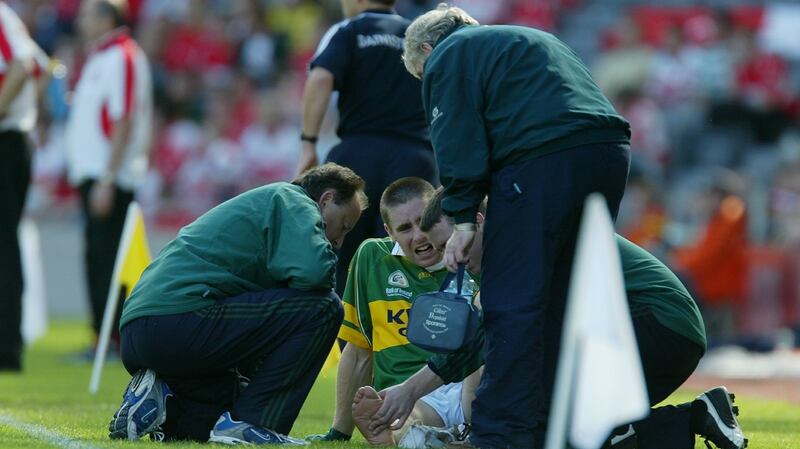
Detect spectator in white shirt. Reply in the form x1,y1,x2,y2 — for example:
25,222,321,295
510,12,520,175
65,0,152,359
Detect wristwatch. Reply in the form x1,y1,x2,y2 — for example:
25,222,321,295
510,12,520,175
300,133,318,143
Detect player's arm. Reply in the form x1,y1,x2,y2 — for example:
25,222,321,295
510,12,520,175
308,341,373,442
0,8,38,119
333,342,373,436
369,364,443,434
88,113,132,218
297,23,352,176
31,40,52,103
331,242,374,436
422,67,491,225
370,309,485,434
298,67,333,175
90,50,137,217
105,49,136,183
0,59,27,119
308,241,376,441
427,311,485,383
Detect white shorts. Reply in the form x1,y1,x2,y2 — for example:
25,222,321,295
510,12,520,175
418,382,465,427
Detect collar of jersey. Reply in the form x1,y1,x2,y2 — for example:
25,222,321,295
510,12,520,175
91,27,131,54
432,23,474,49
362,8,395,15
391,242,445,272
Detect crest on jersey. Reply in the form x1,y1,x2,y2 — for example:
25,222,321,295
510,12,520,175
431,106,443,125
388,270,409,288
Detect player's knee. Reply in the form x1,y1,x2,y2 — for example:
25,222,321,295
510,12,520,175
411,400,445,427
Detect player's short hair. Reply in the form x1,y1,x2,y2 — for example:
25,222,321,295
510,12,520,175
95,0,128,28
403,3,479,79
380,177,435,228
420,186,487,232
292,163,368,209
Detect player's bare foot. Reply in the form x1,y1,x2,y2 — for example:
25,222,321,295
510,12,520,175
352,386,393,446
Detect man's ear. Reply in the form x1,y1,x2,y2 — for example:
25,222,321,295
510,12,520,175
421,42,433,54
383,223,392,237
476,212,485,225
318,189,336,209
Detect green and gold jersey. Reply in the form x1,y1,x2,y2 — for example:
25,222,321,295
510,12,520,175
339,237,478,391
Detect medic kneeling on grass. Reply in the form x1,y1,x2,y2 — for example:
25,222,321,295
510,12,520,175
108,163,366,445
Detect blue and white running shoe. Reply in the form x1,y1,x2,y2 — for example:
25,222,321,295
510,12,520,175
108,369,172,440
209,412,308,445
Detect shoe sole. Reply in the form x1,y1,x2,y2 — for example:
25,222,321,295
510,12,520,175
209,428,308,446
698,388,748,449
125,370,168,440
208,434,249,445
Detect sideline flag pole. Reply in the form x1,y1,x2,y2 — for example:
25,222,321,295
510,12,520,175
89,201,152,394
20,219,47,343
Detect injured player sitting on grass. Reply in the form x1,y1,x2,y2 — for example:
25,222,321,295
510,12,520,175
347,186,486,448
307,178,482,448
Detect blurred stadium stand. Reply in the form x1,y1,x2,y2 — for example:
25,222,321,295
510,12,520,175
12,0,800,351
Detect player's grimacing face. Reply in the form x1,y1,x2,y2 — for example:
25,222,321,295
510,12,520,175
384,198,441,268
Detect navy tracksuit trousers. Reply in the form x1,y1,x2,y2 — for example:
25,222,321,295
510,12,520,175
624,312,705,449
120,288,343,441
0,131,31,371
470,142,630,449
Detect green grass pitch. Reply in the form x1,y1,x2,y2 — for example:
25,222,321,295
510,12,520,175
1,322,798,448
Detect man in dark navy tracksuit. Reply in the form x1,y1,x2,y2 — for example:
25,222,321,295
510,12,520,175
298,0,437,295
403,6,631,449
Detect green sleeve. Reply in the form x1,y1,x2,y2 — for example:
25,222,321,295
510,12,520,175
427,312,485,383
422,66,491,224
266,193,337,290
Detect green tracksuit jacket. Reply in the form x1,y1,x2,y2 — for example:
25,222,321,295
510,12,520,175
120,183,337,328
421,24,631,223
429,236,706,383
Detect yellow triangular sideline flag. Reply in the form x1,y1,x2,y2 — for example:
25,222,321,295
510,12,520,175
321,342,341,376
117,204,151,299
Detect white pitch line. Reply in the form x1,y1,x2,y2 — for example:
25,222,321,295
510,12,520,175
0,413,104,449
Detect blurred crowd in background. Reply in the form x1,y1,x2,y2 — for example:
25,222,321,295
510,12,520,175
12,0,800,347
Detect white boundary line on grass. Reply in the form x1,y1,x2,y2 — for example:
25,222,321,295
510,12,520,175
0,413,104,449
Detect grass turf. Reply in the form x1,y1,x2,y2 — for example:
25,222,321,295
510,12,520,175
1,321,798,449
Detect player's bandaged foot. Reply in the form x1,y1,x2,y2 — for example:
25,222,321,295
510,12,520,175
352,386,393,446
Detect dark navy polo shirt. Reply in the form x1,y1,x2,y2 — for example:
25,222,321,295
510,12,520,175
310,9,429,143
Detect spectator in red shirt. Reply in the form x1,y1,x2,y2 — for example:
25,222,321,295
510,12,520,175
672,172,748,340
730,29,793,143
160,0,232,74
